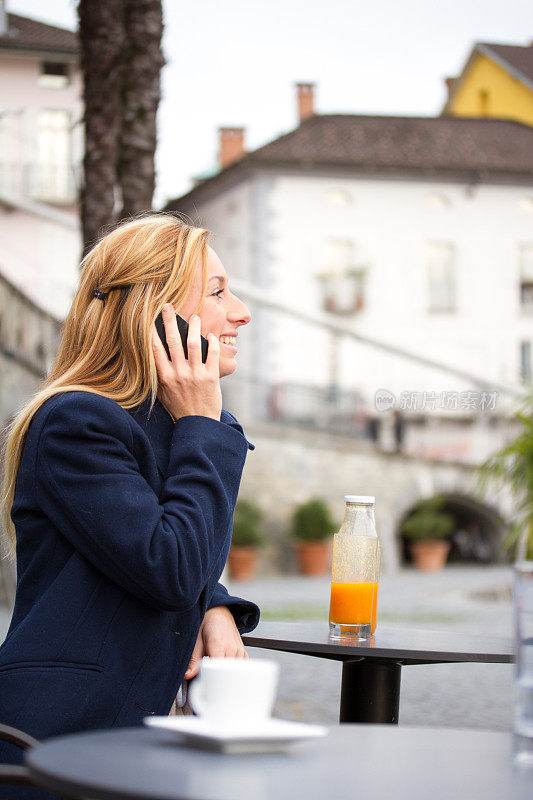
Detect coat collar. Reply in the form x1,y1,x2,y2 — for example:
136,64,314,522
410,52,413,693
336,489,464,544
128,396,254,478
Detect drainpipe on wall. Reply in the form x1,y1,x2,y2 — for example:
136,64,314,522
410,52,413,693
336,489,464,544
0,1,7,37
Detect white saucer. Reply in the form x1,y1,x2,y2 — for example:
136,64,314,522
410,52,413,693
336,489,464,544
144,715,328,753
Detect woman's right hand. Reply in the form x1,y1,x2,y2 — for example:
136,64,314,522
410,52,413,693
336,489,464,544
151,304,222,422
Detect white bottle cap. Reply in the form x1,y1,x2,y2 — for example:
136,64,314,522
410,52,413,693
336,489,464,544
344,495,375,505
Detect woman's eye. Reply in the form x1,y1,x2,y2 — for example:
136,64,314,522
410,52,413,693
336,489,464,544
212,289,224,300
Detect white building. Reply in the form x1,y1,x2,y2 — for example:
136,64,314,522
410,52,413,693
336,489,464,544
0,6,82,320
165,85,533,459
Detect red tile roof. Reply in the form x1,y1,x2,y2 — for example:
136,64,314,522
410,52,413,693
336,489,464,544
251,114,533,174
0,13,78,55
165,114,533,209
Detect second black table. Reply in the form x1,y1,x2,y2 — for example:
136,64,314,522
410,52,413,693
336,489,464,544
242,621,514,724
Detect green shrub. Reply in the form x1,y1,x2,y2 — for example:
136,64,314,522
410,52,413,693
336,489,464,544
400,496,454,541
231,498,264,547
290,498,336,542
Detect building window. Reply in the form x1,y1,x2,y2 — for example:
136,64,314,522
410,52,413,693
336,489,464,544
425,193,451,209
32,110,72,202
520,341,532,383
479,88,490,116
519,244,533,311
38,61,70,89
316,239,367,314
326,188,353,207
427,242,456,312
517,197,533,214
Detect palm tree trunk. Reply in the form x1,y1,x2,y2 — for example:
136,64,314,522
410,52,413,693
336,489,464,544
118,0,164,218
78,0,125,254
77,0,163,254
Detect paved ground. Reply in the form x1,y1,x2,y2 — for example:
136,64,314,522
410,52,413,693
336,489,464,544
0,566,514,731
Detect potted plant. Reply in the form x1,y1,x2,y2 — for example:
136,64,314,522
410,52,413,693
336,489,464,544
318,266,367,315
400,496,454,571
228,499,264,581
476,395,533,561
290,498,336,576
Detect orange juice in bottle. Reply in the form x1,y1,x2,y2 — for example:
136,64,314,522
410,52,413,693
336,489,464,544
329,495,380,639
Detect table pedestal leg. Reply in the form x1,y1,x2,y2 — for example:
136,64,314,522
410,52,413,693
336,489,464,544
340,659,402,724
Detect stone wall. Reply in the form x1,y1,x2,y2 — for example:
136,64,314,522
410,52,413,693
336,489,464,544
238,420,511,575
0,271,61,428
0,272,61,601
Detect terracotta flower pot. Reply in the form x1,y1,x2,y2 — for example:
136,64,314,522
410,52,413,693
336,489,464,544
409,540,451,572
228,546,258,581
296,541,331,576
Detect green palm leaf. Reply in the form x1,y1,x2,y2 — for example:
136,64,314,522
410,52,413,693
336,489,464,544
475,394,533,560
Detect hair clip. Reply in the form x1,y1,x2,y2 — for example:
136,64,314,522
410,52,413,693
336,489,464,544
92,288,109,304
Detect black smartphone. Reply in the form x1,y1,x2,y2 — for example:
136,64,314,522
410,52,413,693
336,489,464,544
155,312,209,363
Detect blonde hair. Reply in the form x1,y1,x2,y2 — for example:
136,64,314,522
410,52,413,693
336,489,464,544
1,213,210,557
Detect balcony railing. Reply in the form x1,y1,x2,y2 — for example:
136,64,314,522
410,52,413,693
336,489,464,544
256,379,369,437
0,161,80,204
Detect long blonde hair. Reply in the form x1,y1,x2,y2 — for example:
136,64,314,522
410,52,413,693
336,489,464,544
1,214,210,557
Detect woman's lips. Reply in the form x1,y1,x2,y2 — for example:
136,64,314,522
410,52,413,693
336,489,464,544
220,340,237,354
219,334,237,354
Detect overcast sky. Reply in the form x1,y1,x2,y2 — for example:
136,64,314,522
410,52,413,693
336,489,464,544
7,0,533,207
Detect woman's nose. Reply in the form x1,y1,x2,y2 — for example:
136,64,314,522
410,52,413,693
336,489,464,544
228,293,251,326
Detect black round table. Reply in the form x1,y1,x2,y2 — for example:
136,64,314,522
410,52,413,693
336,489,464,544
243,621,514,724
25,725,531,800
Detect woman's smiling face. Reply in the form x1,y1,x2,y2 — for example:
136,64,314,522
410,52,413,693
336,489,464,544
177,246,251,378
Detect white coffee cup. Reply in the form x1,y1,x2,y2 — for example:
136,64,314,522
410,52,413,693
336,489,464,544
188,657,279,728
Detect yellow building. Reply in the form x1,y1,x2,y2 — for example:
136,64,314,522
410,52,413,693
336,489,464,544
442,42,533,126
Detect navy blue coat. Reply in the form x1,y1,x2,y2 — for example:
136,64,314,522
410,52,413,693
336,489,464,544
0,391,259,798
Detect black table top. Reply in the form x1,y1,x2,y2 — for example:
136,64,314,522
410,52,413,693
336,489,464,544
26,725,530,800
242,621,514,664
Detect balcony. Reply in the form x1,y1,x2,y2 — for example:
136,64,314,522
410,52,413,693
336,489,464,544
264,380,368,437
316,265,367,315
0,161,80,205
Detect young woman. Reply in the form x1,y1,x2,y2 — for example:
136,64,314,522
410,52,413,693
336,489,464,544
0,215,260,798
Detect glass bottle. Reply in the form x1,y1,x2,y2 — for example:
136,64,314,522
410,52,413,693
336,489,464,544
329,495,380,639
